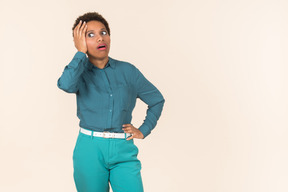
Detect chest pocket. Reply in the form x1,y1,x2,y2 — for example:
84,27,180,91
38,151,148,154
116,85,133,110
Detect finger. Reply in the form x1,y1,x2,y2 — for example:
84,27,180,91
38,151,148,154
122,124,132,128
123,128,132,133
78,21,84,36
73,25,77,38
77,20,84,36
83,23,87,36
123,126,132,130
75,20,82,37
126,135,134,140
79,21,86,36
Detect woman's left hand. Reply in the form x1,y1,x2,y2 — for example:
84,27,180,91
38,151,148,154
122,124,144,140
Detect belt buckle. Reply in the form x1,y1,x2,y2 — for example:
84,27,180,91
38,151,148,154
103,131,110,138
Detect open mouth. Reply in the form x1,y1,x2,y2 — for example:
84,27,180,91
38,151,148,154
97,44,107,50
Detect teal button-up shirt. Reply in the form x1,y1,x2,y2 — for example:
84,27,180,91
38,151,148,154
57,51,165,138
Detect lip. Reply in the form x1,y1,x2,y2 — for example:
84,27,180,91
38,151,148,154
97,43,107,50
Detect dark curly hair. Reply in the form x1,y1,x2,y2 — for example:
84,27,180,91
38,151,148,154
72,12,110,37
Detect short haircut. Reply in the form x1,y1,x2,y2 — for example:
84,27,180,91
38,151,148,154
72,11,110,37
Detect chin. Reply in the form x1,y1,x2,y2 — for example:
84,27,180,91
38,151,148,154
87,51,109,60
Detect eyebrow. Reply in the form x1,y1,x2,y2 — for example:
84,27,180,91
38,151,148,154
86,28,106,34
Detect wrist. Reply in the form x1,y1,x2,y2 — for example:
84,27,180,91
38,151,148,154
77,49,87,54
139,130,144,139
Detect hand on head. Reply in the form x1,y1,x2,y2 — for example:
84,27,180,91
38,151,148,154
73,20,88,53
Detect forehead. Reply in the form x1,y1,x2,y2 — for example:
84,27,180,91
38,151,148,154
86,20,106,30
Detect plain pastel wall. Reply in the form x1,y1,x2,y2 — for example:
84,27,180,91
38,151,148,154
1,0,288,191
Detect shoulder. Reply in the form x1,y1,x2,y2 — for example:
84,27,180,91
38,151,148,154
109,56,138,71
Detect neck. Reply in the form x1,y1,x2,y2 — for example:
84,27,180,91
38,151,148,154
88,56,109,69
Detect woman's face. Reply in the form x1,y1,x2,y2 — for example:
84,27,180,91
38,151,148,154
85,20,111,60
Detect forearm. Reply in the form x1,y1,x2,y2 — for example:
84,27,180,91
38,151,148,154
57,51,87,93
138,93,165,139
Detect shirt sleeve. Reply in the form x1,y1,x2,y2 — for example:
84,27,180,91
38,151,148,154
133,65,165,139
57,51,87,93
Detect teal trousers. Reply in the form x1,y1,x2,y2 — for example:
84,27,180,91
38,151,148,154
72,128,144,192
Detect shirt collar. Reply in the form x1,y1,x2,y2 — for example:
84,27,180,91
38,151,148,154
87,56,115,70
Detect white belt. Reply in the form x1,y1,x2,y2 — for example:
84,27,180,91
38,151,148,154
80,128,132,139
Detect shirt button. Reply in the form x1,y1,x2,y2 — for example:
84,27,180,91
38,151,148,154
109,109,112,112
110,94,113,97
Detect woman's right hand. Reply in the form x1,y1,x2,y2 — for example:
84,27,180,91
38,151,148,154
73,20,88,53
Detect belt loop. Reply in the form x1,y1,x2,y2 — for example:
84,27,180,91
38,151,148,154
125,133,126,139
91,130,94,139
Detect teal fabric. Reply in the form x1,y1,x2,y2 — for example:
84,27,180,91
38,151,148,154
57,51,165,138
73,128,144,192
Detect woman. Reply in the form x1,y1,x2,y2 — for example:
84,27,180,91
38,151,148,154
57,11,165,192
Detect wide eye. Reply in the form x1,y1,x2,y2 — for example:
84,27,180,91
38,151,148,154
88,33,94,37
101,31,107,35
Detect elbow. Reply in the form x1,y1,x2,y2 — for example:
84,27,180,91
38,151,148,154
153,93,165,108
160,93,165,105
57,79,78,93
159,95,165,111
149,96,165,109
162,97,165,104
160,97,165,109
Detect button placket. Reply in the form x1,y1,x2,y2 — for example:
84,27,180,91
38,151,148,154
102,69,114,128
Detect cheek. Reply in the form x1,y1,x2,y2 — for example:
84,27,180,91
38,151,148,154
105,37,111,45
86,40,95,49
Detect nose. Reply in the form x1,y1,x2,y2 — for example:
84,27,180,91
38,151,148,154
97,35,103,42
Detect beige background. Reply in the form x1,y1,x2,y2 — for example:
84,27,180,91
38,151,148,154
1,0,288,191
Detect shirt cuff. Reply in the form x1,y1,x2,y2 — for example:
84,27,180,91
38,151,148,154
74,51,87,59
138,124,151,139
67,51,87,68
